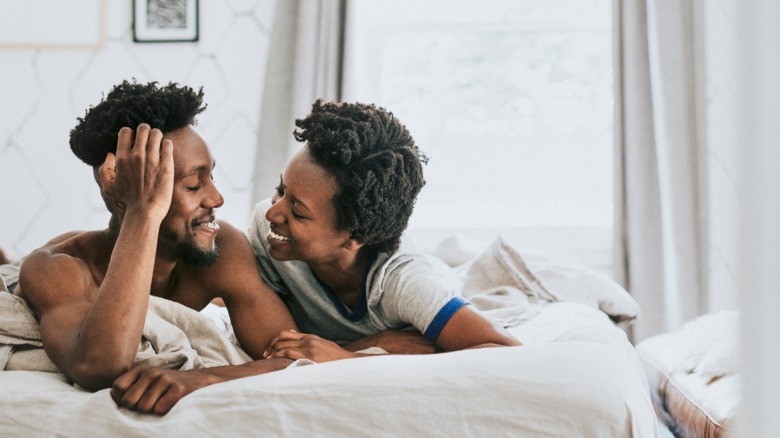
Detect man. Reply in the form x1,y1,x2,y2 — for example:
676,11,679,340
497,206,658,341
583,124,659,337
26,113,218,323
16,80,297,415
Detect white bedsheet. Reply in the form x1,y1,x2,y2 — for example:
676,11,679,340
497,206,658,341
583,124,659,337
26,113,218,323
0,302,659,437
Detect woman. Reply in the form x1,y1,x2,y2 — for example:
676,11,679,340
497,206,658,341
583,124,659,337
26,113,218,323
250,100,520,363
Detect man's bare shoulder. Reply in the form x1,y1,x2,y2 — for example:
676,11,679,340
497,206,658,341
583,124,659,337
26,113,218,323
196,220,265,298
208,220,255,265
18,231,103,313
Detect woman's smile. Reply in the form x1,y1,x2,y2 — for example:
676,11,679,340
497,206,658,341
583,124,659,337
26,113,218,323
267,228,290,242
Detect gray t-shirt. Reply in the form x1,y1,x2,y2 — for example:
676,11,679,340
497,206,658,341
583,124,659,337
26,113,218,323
248,198,467,344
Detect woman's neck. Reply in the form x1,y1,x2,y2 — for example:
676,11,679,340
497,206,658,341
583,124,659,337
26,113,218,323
309,247,372,308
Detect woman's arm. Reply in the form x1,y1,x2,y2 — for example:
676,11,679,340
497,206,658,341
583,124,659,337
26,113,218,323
432,305,521,351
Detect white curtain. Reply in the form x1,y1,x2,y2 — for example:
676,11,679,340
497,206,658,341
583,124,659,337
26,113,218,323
613,0,707,341
252,0,345,204
733,2,780,435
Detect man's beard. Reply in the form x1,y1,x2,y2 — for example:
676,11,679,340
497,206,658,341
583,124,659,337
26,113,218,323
176,241,219,267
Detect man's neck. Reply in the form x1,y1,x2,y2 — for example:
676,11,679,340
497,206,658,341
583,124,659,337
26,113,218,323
150,255,178,297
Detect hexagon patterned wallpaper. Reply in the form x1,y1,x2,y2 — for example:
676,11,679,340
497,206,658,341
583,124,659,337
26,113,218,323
0,0,276,258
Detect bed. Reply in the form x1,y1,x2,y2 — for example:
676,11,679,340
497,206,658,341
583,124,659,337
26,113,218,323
636,311,739,438
0,236,660,437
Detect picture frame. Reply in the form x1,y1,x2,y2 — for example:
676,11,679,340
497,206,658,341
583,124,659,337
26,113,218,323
133,0,199,43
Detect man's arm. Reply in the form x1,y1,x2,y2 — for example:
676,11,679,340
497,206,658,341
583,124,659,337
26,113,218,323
19,125,174,390
111,357,294,415
110,221,299,415
208,221,298,360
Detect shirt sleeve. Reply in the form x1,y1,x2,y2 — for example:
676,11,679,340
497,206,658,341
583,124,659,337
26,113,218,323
369,253,469,341
423,296,470,342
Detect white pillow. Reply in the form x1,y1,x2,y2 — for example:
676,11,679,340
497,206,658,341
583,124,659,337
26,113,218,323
464,237,640,325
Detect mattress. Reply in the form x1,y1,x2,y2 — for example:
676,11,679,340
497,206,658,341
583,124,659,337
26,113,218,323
636,311,739,438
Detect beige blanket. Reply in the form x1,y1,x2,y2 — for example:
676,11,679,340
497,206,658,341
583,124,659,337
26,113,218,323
461,237,640,328
0,264,251,374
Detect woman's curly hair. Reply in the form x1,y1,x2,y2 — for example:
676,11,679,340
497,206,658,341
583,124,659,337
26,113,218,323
294,99,427,253
70,80,206,167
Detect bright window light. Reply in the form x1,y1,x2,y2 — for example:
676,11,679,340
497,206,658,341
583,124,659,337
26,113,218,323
343,0,613,270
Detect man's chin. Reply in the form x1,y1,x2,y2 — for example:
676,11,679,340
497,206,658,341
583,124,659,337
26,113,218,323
176,242,219,268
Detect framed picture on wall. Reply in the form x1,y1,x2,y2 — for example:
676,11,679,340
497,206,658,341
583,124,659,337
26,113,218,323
133,0,199,43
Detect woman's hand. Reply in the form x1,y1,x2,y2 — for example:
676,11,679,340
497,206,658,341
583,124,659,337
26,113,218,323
264,330,358,363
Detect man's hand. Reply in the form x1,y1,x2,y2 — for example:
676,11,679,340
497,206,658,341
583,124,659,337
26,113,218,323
264,330,358,363
100,124,174,222
111,365,222,416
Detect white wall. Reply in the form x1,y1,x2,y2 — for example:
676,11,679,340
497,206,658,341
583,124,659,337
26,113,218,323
0,0,276,259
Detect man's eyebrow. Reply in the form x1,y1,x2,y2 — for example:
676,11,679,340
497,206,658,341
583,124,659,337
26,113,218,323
177,162,215,178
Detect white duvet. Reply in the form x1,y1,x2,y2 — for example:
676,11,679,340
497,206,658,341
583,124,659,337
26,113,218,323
0,302,658,437
0,238,659,437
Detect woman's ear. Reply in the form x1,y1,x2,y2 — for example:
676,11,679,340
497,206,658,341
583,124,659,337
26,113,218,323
342,237,364,251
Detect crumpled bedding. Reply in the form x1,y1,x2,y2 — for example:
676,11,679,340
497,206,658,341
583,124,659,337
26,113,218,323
0,263,251,373
452,237,641,328
0,238,657,437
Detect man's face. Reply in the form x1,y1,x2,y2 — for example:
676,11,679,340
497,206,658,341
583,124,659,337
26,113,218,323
159,126,224,267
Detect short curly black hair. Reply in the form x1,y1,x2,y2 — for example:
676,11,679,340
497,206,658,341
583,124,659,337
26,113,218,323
294,99,427,253
70,80,206,167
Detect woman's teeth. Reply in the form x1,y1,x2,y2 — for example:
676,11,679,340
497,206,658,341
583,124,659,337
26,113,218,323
268,229,290,241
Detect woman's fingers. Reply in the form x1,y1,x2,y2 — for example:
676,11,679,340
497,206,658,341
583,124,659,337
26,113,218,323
264,330,305,358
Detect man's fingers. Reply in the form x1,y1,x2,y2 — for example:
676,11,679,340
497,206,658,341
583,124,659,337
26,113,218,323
136,379,171,414
117,370,158,410
116,126,133,157
111,366,143,405
132,123,151,156
152,386,184,416
145,128,164,167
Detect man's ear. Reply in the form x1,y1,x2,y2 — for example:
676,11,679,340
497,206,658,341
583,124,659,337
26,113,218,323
97,153,126,214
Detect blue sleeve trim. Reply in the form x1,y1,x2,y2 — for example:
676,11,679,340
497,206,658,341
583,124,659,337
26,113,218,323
424,296,470,343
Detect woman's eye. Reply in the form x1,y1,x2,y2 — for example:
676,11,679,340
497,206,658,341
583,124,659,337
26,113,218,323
187,185,201,191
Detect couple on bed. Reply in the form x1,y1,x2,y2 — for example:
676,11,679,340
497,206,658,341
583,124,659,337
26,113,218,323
13,80,520,415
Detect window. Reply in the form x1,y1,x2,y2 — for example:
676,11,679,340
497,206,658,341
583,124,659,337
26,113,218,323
343,0,613,273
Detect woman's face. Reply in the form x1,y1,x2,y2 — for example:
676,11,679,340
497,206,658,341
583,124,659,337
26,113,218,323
264,148,354,264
